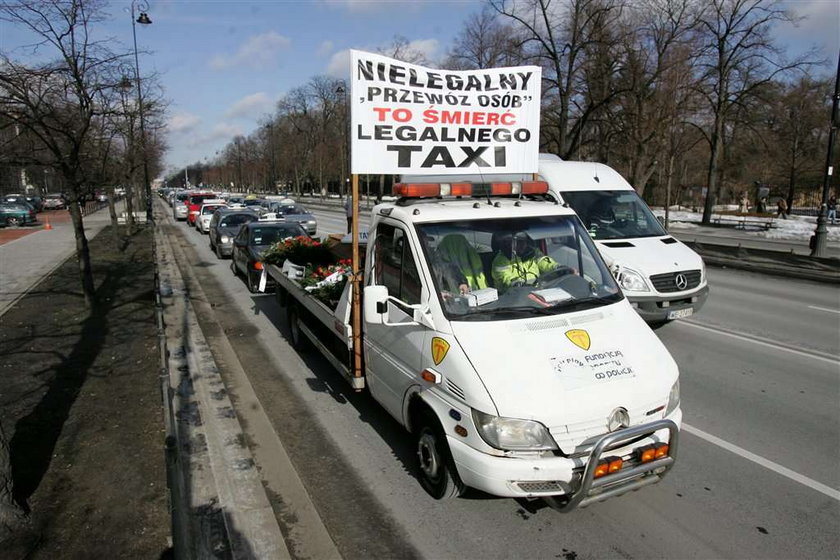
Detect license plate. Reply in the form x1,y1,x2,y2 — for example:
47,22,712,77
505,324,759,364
668,308,693,320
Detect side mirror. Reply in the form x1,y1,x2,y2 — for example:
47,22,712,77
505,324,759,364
364,285,388,324
363,285,434,329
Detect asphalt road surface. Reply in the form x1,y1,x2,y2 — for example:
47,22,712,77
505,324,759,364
163,204,839,559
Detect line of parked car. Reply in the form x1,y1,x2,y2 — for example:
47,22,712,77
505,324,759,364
0,193,49,227
159,189,318,293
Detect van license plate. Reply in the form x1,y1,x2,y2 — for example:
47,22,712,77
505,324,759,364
668,308,693,320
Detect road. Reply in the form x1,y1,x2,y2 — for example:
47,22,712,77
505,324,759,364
162,203,839,559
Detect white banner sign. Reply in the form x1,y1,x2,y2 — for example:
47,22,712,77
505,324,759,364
350,50,541,175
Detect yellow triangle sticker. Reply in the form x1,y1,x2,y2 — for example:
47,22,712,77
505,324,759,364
431,337,450,365
565,329,591,351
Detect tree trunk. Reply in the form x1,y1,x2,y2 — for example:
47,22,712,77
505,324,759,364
786,139,798,216
665,154,674,230
105,183,121,248
0,421,27,544
68,199,96,307
701,114,724,224
124,180,136,236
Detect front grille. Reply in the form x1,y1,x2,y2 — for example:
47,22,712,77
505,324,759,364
649,270,701,293
516,481,564,493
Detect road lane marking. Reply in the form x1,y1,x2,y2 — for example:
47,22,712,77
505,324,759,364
677,320,839,365
808,305,840,315
683,423,840,501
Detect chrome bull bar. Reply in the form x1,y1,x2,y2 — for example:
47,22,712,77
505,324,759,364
557,419,679,512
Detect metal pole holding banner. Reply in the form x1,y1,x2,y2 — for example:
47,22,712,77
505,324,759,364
351,174,363,383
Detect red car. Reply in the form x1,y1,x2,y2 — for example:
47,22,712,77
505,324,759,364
186,192,218,225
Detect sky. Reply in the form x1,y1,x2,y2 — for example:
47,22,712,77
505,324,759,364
2,0,838,176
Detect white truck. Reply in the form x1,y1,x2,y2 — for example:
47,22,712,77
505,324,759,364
268,180,680,511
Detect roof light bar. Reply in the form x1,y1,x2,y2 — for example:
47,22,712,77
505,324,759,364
393,181,550,199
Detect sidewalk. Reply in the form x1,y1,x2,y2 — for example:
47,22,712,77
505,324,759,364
0,202,123,317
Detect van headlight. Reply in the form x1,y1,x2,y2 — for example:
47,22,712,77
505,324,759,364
472,409,558,451
665,379,680,416
221,235,230,243
616,267,650,292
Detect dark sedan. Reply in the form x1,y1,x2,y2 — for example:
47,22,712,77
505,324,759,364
208,209,258,259
231,221,308,293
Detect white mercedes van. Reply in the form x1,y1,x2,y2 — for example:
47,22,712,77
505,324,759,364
537,154,708,324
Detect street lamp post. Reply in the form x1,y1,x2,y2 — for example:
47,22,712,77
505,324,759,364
336,84,348,196
265,123,276,193
811,51,840,258
130,0,152,222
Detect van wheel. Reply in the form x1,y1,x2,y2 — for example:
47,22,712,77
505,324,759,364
215,243,224,260
542,495,572,511
416,411,464,500
649,320,671,330
286,305,308,351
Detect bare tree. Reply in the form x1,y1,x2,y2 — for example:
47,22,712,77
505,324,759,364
0,0,129,306
693,0,814,223
443,6,524,70
491,0,628,158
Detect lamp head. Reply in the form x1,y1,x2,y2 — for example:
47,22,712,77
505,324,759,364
136,12,152,25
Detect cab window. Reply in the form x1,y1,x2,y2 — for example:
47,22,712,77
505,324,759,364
373,223,421,305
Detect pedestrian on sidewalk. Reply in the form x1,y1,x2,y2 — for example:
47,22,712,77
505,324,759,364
828,195,837,225
776,197,788,219
344,194,353,234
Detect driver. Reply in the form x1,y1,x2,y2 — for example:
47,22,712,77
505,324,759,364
491,231,559,292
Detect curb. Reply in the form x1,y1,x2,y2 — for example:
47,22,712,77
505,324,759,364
155,218,290,559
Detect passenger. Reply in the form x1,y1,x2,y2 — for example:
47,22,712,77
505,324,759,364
435,234,488,295
491,231,558,291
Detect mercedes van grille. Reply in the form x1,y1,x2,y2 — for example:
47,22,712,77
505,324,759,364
650,270,701,293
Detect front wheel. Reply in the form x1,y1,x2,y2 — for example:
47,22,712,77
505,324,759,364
7,217,22,227
416,411,465,500
247,270,261,293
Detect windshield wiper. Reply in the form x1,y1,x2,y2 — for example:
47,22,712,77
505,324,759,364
545,293,623,312
459,305,558,320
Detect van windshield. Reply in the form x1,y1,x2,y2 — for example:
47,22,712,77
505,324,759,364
561,190,666,240
415,215,622,321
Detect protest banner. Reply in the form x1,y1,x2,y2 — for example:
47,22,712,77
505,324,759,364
350,50,542,175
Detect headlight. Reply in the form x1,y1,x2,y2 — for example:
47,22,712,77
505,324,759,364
221,235,230,243
700,259,706,283
472,409,558,451
665,379,680,416
616,267,650,292
307,220,316,225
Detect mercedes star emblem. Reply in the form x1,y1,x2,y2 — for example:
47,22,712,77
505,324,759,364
608,407,630,432
675,273,688,290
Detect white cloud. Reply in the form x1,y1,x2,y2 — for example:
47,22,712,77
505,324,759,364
188,122,244,148
778,0,840,56
325,38,441,78
209,31,291,70
167,112,201,134
225,92,273,119
326,49,352,78
317,40,334,57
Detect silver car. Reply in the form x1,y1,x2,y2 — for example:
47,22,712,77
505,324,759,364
208,209,259,259
271,203,317,235
172,192,189,220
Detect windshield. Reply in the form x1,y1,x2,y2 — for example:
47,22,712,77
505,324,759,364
274,204,307,215
243,199,262,207
250,224,305,246
416,215,622,320
560,190,666,240
201,205,223,214
220,213,255,227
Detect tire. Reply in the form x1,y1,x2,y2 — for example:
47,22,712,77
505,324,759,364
542,495,572,511
649,320,671,330
247,270,261,293
415,411,464,500
7,216,21,227
215,243,224,260
230,260,239,277
286,305,309,351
